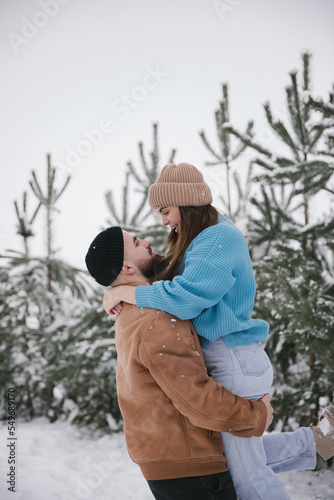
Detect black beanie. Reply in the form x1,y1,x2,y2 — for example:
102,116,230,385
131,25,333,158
85,227,124,286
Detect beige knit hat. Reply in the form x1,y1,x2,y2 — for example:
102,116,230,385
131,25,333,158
148,162,213,209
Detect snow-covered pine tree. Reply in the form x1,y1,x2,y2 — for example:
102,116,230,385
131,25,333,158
0,189,47,420
226,52,334,432
0,265,22,418
105,122,176,253
199,83,254,221
58,124,178,433
54,291,122,433
0,155,88,423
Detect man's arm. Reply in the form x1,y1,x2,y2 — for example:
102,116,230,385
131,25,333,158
138,313,272,437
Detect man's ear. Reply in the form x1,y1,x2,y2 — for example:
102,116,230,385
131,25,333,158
119,263,136,275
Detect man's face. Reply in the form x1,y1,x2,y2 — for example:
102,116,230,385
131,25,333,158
122,230,157,279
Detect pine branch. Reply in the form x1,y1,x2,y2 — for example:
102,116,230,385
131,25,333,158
275,156,297,168
222,83,230,123
302,52,311,92
286,87,298,139
251,157,276,172
14,200,30,240
308,96,334,118
215,109,229,161
224,125,272,157
302,52,312,125
321,151,334,159
139,142,149,177
105,191,120,224
122,173,129,223
290,72,308,148
263,103,301,162
130,194,149,226
30,201,42,224
47,163,56,200
320,294,334,303
218,194,228,210
13,191,42,248
233,172,243,203
308,125,329,152
221,123,230,163
136,206,154,226
126,160,143,185
231,121,254,161
168,149,177,163
245,119,255,137
216,110,224,146
199,130,222,162
205,161,225,166
54,175,71,203
151,122,159,168
29,171,45,203
104,123,177,240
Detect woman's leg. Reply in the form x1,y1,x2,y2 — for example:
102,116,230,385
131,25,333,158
202,339,316,500
263,427,316,473
220,431,290,500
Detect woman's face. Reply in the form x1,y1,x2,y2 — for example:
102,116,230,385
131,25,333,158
158,206,181,233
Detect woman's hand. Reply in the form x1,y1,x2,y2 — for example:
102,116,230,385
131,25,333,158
103,288,122,314
110,303,123,316
103,286,137,314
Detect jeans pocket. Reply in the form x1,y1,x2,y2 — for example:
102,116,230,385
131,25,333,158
232,343,271,377
201,472,237,498
204,473,220,491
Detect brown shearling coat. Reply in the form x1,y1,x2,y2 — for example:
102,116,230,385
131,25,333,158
115,299,266,481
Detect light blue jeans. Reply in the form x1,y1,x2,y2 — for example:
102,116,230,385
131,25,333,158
202,338,317,500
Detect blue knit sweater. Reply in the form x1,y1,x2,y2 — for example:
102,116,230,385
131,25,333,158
135,216,269,348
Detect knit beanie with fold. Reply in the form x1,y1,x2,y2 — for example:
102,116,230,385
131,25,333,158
148,162,213,209
85,226,124,286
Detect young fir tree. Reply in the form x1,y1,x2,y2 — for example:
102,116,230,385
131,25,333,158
199,83,254,221
0,155,88,423
225,52,334,432
22,155,124,433
0,267,13,369
57,124,178,433
0,190,45,419
105,123,176,252
48,288,122,433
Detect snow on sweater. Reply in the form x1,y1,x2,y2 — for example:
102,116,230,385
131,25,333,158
135,216,269,348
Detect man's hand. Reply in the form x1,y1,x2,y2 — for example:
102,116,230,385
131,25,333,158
259,394,274,431
103,288,122,315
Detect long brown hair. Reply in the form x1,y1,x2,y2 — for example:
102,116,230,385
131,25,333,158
154,205,219,281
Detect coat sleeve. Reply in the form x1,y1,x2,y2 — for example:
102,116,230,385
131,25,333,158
138,313,267,437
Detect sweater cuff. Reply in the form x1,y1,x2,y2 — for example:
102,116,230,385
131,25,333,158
135,285,152,308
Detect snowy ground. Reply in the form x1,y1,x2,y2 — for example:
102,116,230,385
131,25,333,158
1,418,333,500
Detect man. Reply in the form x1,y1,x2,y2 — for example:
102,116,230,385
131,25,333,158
85,227,273,500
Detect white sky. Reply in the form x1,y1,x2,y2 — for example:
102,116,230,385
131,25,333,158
1,0,334,267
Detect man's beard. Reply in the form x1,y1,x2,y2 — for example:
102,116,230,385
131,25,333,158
137,254,164,280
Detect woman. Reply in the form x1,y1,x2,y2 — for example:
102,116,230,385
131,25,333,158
103,162,333,500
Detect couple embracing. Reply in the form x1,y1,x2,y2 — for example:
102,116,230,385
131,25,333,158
85,162,334,500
